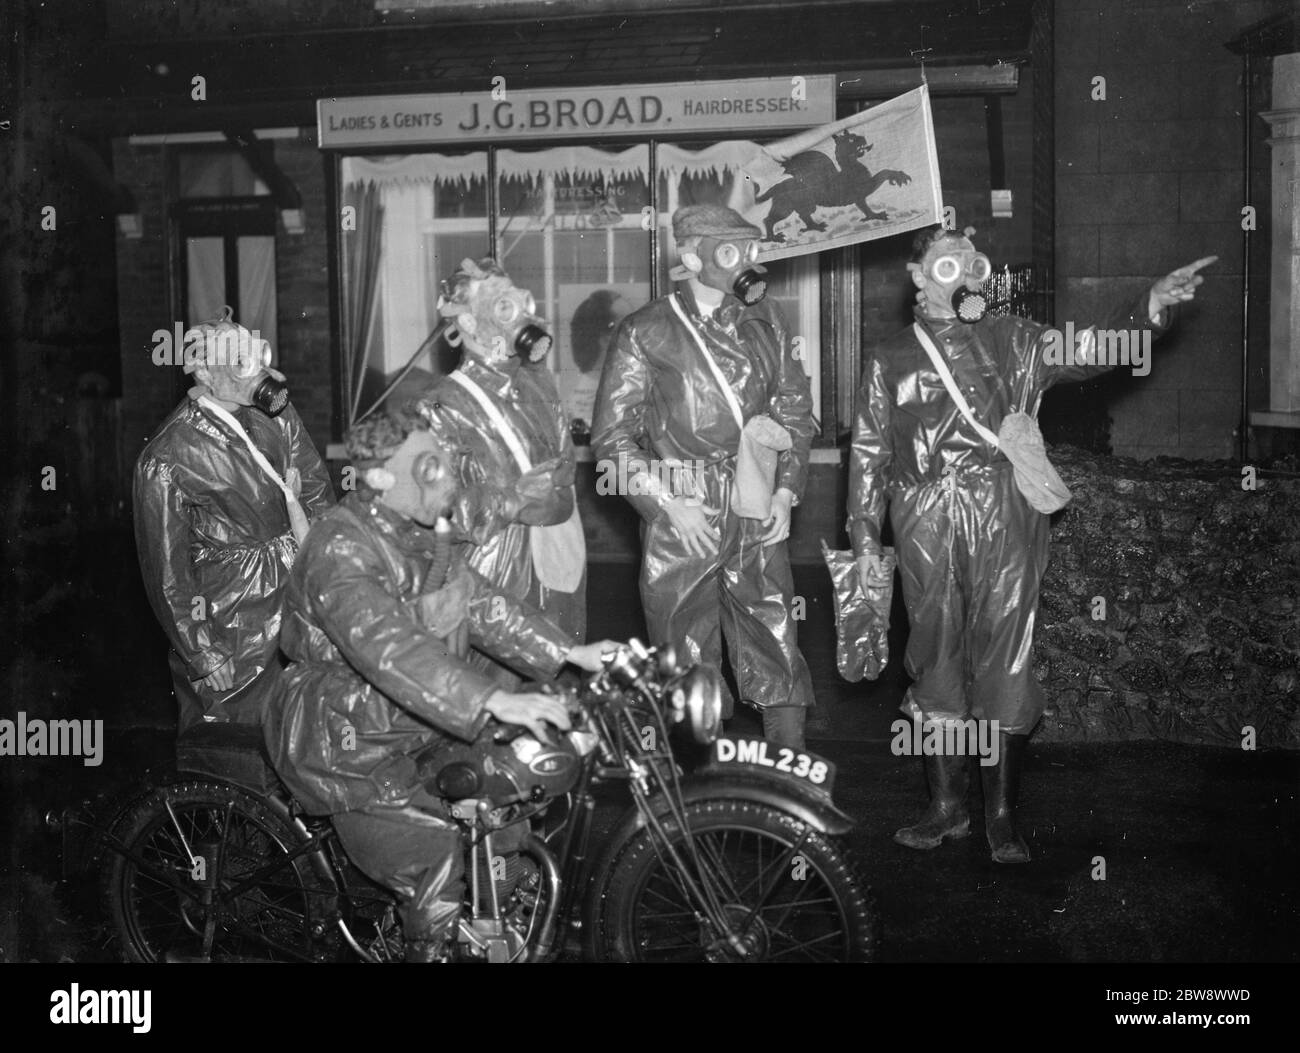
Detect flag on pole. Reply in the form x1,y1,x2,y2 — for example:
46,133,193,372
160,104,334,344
739,84,944,262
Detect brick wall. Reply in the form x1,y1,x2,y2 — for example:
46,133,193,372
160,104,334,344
1054,0,1279,462
114,134,334,470
114,141,176,471
858,89,1038,351
272,134,334,454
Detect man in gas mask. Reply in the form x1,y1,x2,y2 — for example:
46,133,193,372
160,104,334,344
592,204,816,748
416,259,586,688
850,224,1214,862
133,309,334,731
265,411,616,962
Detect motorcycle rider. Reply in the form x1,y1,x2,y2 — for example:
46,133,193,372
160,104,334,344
591,204,816,749
850,224,1214,862
416,258,586,688
133,309,334,731
264,409,615,962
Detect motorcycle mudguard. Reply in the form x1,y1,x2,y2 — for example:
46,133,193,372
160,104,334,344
592,771,855,871
674,773,857,837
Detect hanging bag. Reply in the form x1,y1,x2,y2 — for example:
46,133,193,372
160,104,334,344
912,323,1072,514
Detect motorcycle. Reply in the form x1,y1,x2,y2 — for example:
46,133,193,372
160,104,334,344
54,640,878,962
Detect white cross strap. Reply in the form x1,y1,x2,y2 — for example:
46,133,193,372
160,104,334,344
197,395,309,544
447,370,533,471
912,323,1001,449
670,293,746,432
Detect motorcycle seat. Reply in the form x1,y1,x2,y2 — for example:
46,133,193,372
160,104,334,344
176,722,281,796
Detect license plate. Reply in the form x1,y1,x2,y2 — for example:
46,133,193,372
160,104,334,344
710,737,836,796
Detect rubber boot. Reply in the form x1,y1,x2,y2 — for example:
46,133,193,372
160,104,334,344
894,751,971,850
982,732,1030,863
761,705,807,750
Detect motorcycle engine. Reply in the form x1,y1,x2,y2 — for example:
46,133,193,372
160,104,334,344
418,725,583,806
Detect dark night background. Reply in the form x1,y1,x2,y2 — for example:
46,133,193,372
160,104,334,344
0,0,1296,965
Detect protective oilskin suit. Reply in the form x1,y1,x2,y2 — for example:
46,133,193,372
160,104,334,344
265,413,608,962
417,258,586,688
133,313,333,731
592,204,816,748
850,225,1215,862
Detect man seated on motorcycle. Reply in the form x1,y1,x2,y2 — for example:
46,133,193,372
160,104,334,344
264,408,614,962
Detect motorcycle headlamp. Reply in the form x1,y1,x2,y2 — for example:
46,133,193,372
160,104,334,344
670,665,724,745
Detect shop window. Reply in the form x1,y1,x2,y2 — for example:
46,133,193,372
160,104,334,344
338,142,821,439
339,152,489,421
497,145,652,436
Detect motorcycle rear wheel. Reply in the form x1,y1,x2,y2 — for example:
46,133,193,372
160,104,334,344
592,799,878,962
103,780,339,963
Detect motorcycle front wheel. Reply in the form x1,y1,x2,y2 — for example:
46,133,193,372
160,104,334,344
591,799,878,962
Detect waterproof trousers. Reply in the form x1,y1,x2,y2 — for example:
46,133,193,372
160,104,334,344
892,463,1050,734
640,461,814,715
331,791,463,950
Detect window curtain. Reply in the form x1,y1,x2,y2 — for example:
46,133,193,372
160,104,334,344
340,181,384,426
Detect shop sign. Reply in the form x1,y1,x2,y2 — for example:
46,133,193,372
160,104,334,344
318,76,835,148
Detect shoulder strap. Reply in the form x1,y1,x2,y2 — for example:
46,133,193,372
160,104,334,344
198,394,294,496
669,293,746,431
911,323,1001,449
447,370,533,473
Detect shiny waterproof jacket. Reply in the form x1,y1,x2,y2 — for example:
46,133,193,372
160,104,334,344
266,492,573,817
848,297,1166,732
849,298,1166,552
592,283,815,519
417,356,586,672
591,283,816,714
133,395,334,729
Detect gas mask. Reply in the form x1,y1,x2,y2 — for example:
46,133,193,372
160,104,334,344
184,316,289,415
446,271,552,366
921,245,993,324
683,237,768,305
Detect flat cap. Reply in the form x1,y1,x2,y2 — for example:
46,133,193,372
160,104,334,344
672,203,761,241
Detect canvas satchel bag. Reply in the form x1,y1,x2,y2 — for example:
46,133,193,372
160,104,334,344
733,414,793,519
447,370,585,593
912,323,1072,514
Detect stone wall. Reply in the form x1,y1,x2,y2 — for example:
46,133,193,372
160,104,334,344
1034,446,1300,748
